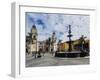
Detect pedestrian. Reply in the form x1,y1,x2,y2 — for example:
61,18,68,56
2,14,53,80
51,48,54,56
42,50,45,56
38,48,42,58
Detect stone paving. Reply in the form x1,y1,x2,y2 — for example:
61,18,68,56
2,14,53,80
26,53,89,67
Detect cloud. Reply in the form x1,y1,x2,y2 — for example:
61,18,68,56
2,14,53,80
28,15,35,24
36,19,46,29
26,13,90,42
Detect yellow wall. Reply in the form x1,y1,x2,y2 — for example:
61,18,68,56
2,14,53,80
60,42,69,51
59,40,89,52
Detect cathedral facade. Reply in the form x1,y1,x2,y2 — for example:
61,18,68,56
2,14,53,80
26,25,57,55
26,25,38,56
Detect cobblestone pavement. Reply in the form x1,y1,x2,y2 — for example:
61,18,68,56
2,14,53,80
26,53,89,67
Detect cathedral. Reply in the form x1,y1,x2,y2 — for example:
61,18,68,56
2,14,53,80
26,25,38,56
26,25,57,56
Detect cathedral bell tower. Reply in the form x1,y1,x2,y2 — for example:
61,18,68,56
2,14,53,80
31,25,38,44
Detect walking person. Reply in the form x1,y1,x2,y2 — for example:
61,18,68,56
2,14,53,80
51,48,54,56
42,49,45,56
38,47,42,58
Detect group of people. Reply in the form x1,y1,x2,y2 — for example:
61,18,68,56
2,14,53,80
26,45,56,59
26,44,46,59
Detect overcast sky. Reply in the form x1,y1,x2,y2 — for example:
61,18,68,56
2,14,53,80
26,12,90,43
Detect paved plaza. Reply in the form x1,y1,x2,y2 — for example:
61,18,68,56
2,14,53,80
26,53,89,67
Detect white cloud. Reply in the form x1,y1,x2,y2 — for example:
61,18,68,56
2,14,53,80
26,13,90,42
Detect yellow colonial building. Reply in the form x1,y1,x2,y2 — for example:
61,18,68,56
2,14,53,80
58,39,89,52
